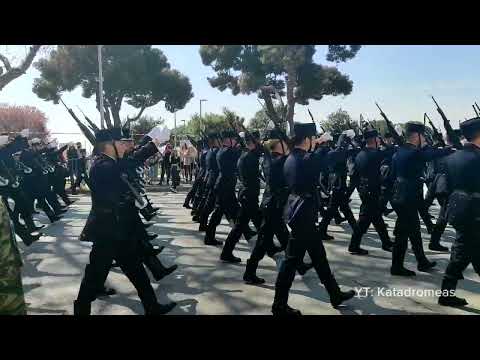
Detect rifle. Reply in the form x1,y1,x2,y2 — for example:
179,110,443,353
431,96,461,148
186,135,199,149
77,106,100,133
375,102,404,145
424,113,445,146
59,98,96,145
475,102,480,115
307,108,326,133
473,104,480,117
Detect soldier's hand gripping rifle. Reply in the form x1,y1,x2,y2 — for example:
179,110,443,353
59,98,96,145
431,96,462,149
375,102,404,145
424,113,445,146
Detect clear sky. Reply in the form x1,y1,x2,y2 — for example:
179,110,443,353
1,45,479,148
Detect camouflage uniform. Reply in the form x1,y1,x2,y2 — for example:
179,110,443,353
0,201,27,315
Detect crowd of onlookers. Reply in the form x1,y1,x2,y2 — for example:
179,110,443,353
144,141,198,192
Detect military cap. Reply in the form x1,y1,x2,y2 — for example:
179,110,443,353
460,117,480,140
95,128,120,143
264,129,285,141
207,132,219,140
293,123,317,139
363,128,378,140
244,130,261,142
405,121,425,134
384,132,393,138
221,130,237,139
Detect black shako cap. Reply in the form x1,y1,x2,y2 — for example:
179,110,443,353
264,129,285,141
460,117,480,139
221,130,237,139
293,122,317,138
405,121,426,134
363,127,378,140
95,128,122,143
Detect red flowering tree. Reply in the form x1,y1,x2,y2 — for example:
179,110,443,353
0,104,49,139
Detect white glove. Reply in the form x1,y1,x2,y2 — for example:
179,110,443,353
343,129,356,139
319,132,333,143
394,124,403,136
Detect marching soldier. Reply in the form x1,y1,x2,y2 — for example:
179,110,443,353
195,133,221,236
203,130,242,246
74,128,176,315
348,127,394,255
220,130,262,263
272,123,355,316
390,121,453,276
438,117,480,307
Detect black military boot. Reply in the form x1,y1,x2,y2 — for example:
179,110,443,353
271,304,302,316
19,230,42,246
348,232,368,255
23,215,45,233
45,208,62,223
348,246,369,255
144,255,178,281
73,300,91,315
220,248,241,263
145,302,177,315
204,234,223,246
391,241,416,276
243,260,265,285
297,262,313,276
429,228,449,252
438,278,468,307
324,276,356,308
417,260,437,272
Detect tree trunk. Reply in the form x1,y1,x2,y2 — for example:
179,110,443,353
0,45,42,92
108,95,123,128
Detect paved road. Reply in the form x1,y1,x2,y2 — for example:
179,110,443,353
19,185,480,315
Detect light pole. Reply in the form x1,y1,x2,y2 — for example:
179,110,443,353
98,45,105,129
199,99,207,130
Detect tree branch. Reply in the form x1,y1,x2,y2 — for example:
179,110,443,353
0,45,42,92
129,104,147,122
0,54,12,72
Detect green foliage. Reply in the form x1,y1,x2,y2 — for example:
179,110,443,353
199,45,361,132
322,108,359,134
32,46,193,127
200,45,359,101
176,108,244,138
130,115,165,137
247,105,287,131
